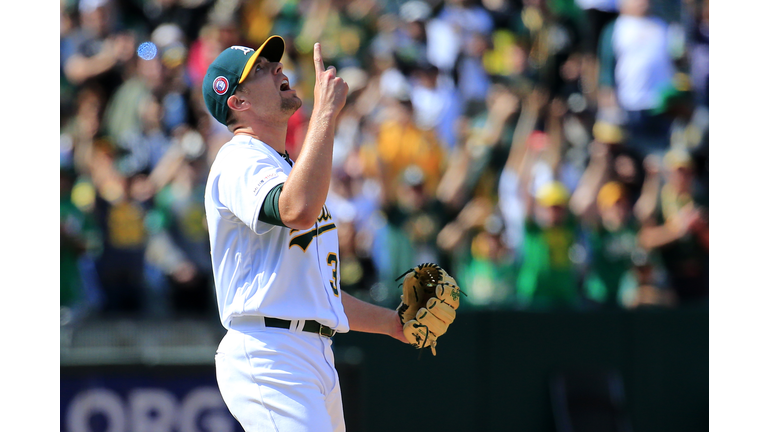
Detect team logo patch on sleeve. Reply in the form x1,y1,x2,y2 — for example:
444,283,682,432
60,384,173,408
213,76,229,95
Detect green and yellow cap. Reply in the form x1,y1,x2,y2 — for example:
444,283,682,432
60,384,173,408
535,181,570,207
593,120,625,144
597,181,626,211
202,35,285,125
663,148,694,171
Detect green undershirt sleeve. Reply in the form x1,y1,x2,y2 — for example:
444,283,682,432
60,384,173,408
258,183,287,227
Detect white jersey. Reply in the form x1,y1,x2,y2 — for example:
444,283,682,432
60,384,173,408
612,15,674,111
204,134,349,333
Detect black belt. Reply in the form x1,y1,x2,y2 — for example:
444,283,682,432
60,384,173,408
264,317,336,338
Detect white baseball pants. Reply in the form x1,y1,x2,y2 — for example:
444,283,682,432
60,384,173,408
216,317,345,432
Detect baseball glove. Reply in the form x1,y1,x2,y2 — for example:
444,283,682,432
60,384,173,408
396,263,463,356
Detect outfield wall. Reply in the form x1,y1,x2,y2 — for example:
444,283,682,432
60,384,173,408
61,307,708,432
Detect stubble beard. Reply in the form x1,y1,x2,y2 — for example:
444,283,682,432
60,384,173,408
281,94,302,114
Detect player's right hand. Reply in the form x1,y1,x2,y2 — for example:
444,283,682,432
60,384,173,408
313,43,348,119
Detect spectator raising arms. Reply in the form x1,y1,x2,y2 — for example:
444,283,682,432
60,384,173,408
59,0,707,316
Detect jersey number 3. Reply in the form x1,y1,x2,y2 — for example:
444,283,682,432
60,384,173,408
327,253,340,297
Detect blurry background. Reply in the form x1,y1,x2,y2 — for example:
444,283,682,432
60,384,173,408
59,0,708,430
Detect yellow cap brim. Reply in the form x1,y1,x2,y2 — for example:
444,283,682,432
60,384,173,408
239,35,286,83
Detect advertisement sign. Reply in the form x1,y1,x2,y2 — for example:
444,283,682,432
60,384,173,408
61,367,243,432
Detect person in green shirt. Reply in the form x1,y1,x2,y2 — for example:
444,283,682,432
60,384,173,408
516,181,581,310
581,181,639,307
60,164,101,314
453,215,518,310
637,149,708,305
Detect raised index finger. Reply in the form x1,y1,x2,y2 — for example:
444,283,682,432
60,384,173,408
314,43,324,77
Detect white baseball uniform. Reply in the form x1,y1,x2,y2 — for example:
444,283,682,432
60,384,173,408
205,134,350,432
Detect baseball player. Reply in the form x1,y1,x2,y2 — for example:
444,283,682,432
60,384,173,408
202,35,408,432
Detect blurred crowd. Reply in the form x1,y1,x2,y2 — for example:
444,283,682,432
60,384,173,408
60,0,709,322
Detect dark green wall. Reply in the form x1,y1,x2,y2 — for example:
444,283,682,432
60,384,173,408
334,307,708,432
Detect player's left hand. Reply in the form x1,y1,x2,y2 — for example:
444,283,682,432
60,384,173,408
396,263,463,355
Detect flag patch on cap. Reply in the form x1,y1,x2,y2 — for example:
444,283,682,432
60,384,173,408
213,76,229,95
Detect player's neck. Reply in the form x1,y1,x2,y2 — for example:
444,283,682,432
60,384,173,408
233,121,288,154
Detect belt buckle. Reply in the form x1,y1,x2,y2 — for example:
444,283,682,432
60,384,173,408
319,325,335,338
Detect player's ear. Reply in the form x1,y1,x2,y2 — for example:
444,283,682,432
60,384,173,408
227,93,250,112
